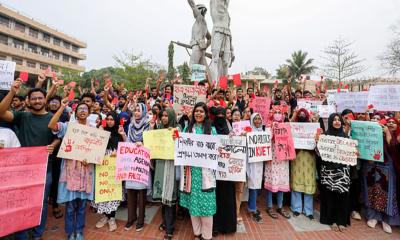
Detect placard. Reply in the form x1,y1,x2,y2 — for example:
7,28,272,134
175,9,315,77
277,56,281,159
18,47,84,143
367,85,400,111
351,121,383,162
336,92,369,113
326,89,349,105
273,123,296,160
297,99,323,113
317,135,358,166
246,130,272,163
57,122,110,164
232,120,251,136
174,132,220,170
191,64,206,81
143,129,174,160
251,97,271,122
290,122,320,150
317,105,336,118
95,155,122,203
216,136,247,182
173,84,207,115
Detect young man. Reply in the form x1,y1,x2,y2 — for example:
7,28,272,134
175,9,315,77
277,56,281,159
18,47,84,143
11,95,25,112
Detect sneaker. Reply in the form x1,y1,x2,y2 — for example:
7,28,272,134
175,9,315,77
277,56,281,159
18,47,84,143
67,234,75,240
136,223,144,232
367,219,377,228
124,221,134,231
108,218,118,232
351,211,361,220
251,212,263,223
293,211,300,217
75,233,84,240
95,216,109,229
307,215,315,221
382,222,392,234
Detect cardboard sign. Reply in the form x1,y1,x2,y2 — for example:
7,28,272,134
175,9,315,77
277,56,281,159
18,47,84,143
173,85,207,115
317,105,336,118
251,97,271,123
174,132,220,170
57,122,110,164
233,74,241,87
368,85,400,111
351,121,383,162
216,136,247,182
317,135,358,166
326,89,349,105
219,76,228,89
273,123,296,160
232,120,251,136
95,155,123,203
115,142,151,184
336,92,369,113
143,129,175,160
0,146,48,237
0,60,16,90
297,99,323,113
289,122,320,150
191,64,206,81
246,130,273,163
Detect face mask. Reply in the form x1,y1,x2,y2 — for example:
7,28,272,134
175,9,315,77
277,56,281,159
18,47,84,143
273,113,283,122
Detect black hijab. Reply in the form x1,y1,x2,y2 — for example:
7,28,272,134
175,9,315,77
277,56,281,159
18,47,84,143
104,111,122,150
325,113,345,137
212,107,230,135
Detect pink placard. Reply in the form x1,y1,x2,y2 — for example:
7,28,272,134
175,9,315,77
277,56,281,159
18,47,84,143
0,146,48,237
232,120,251,136
273,123,296,161
251,97,271,123
115,142,150,185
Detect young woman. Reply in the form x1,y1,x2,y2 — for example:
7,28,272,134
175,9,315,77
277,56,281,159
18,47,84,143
363,117,400,234
318,113,351,232
179,102,217,240
48,101,95,240
125,102,150,232
93,112,127,232
153,108,179,240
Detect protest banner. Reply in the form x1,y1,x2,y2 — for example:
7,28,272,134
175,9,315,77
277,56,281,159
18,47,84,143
289,122,320,150
232,120,251,136
368,85,400,111
95,155,122,203
143,129,175,160
317,105,336,118
0,146,48,237
174,132,220,170
335,92,369,113
116,142,151,185
173,84,207,115
317,135,358,166
297,99,323,113
57,122,110,164
351,121,383,162
0,60,16,90
251,97,271,122
246,130,272,163
216,136,247,182
191,64,206,81
326,89,349,105
273,123,296,160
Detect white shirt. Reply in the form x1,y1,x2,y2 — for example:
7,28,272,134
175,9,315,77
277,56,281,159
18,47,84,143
0,127,21,148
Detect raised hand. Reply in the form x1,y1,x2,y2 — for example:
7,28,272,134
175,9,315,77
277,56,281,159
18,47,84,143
11,79,22,94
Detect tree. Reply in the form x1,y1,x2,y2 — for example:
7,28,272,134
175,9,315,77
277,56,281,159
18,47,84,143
286,50,316,81
321,38,366,83
246,67,271,78
177,62,191,84
167,42,175,80
379,21,400,75
275,64,290,80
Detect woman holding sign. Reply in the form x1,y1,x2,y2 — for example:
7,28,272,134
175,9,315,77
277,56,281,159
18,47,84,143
48,101,95,240
179,102,217,240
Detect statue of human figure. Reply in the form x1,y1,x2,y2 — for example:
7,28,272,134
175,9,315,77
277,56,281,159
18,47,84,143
210,0,235,83
187,0,211,67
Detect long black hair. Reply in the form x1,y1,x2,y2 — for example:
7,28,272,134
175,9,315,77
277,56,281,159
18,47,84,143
186,102,212,135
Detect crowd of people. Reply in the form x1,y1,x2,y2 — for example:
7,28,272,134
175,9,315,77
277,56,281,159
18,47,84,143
0,72,399,240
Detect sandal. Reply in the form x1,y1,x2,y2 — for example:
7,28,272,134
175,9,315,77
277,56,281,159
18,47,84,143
52,207,63,219
266,208,278,219
159,224,166,231
277,208,291,219
251,212,263,223
331,223,339,232
338,225,346,232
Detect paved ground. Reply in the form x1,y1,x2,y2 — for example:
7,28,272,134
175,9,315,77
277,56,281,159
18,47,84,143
38,196,400,240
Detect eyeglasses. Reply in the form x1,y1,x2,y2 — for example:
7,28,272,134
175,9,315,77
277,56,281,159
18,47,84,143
77,108,89,112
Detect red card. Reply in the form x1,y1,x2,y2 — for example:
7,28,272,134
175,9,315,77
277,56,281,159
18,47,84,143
120,119,125,126
219,76,228,89
19,72,29,82
380,119,387,126
233,74,241,87
337,88,341,93
68,81,77,88
317,128,322,136
263,85,269,93
67,90,75,101
173,129,179,138
368,104,374,109
101,119,107,128
111,97,118,105
58,79,64,85
105,79,112,87
344,84,349,89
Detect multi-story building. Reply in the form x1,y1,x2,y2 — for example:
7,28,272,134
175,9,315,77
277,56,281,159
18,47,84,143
0,3,86,82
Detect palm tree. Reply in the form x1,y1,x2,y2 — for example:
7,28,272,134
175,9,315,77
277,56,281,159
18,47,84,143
285,50,316,81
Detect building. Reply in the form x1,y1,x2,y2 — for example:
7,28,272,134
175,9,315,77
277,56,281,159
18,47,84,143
0,3,86,82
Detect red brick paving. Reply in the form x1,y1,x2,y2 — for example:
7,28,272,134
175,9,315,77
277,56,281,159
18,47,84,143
42,199,400,240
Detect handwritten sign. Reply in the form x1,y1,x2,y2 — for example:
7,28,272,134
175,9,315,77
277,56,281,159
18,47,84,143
216,136,247,182
246,130,272,163
191,64,206,81
0,60,16,90
351,121,383,162
57,123,110,164
290,122,320,150
173,84,207,115
317,135,358,166
326,89,349,105
368,85,400,111
317,105,336,118
336,92,369,113
251,97,271,122
143,129,174,160
95,155,122,203
297,99,323,113
116,142,150,185
273,123,296,160
0,146,48,237
174,132,220,170
232,120,251,136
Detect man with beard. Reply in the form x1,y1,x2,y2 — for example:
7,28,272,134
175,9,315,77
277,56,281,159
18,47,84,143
11,95,25,112
0,79,60,240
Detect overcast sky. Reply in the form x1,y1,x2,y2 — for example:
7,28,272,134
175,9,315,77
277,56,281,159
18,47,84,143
2,0,400,78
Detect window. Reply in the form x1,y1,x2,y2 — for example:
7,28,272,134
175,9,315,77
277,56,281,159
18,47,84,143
41,47,49,56
63,55,69,63
43,33,50,43
13,58,23,66
53,51,60,60
71,57,78,65
28,43,38,53
0,33,7,45
63,41,70,49
13,39,24,49
15,22,25,33
0,15,10,27
27,61,36,68
40,64,48,70
29,28,39,38
0,55,6,60
53,37,61,46
72,45,79,52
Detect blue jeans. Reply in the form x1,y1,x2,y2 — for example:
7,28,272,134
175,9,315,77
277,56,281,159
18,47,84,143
15,171,52,240
266,191,283,209
247,189,258,212
65,198,87,235
291,191,314,216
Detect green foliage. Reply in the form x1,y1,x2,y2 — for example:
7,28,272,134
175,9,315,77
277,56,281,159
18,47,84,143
177,62,191,84
286,50,316,80
167,42,175,80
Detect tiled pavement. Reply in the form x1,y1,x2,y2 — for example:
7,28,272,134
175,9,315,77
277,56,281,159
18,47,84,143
40,198,400,240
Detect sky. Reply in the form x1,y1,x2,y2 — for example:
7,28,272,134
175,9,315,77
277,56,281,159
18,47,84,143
2,0,400,79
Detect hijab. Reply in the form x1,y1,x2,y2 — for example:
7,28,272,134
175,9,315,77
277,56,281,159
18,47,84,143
160,108,177,129
104,111,121,150
325,113,345,137
128,103,150,142
212,107,230,135
250,113,264,132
